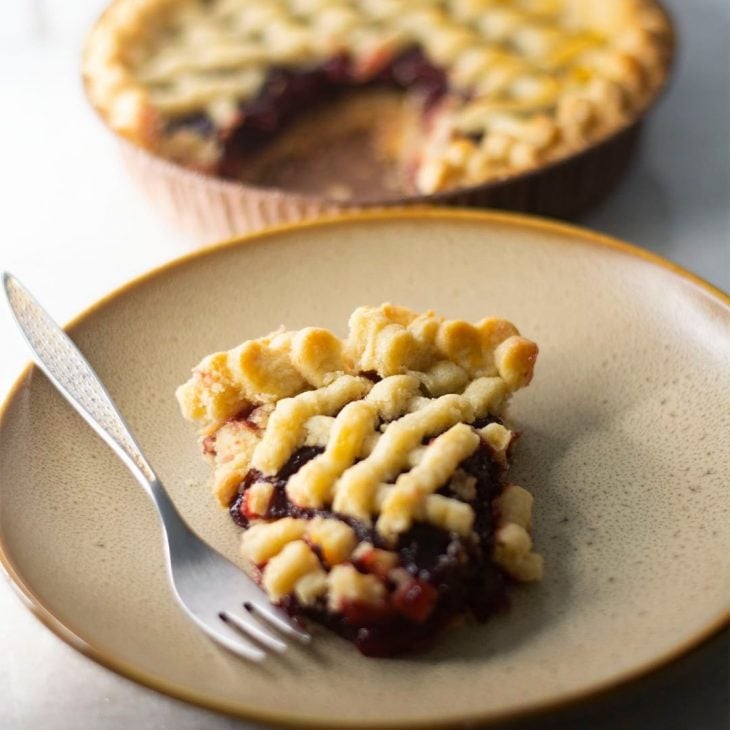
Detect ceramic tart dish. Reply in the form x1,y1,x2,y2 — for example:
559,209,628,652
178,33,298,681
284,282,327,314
82,0,675,240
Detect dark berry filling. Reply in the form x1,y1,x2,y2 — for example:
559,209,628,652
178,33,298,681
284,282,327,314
227,413,512,657
167,48,449,182
374,47,449,107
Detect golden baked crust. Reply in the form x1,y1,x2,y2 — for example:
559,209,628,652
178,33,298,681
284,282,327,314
177,303,536,428
177,304,542,632
84,0,672,193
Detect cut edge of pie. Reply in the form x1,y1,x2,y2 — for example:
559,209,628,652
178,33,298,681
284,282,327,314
177,303,542,656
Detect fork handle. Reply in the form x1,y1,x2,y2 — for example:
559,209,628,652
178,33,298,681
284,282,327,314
3,273,224,574
2,273,158,487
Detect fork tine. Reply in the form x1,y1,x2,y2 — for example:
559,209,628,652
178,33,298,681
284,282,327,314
244,601,311,643
220,610,287,653
201,621,267,662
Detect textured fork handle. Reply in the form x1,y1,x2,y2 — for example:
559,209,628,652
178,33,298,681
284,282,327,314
2,273,156,485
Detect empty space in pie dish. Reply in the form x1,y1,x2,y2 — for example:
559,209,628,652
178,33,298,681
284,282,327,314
0,211,726,728
234,89,421,201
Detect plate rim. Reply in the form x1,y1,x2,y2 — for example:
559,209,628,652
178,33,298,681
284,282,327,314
1,207,728,729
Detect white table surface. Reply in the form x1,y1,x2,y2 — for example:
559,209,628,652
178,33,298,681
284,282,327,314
1,2,728,728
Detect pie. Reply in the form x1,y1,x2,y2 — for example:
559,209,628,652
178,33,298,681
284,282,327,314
176,304,542,656
84,0,672,199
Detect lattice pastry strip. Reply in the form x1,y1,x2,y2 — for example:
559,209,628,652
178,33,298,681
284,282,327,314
251,374,371,474
285,400,379,510
376,422,480,540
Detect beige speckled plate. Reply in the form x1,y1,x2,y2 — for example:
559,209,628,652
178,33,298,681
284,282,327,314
1,210,728,729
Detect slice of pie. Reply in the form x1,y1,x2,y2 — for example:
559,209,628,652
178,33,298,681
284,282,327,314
84,0,672,199
177,304,542,656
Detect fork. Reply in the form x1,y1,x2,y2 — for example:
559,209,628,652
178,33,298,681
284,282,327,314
2,272,310,661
